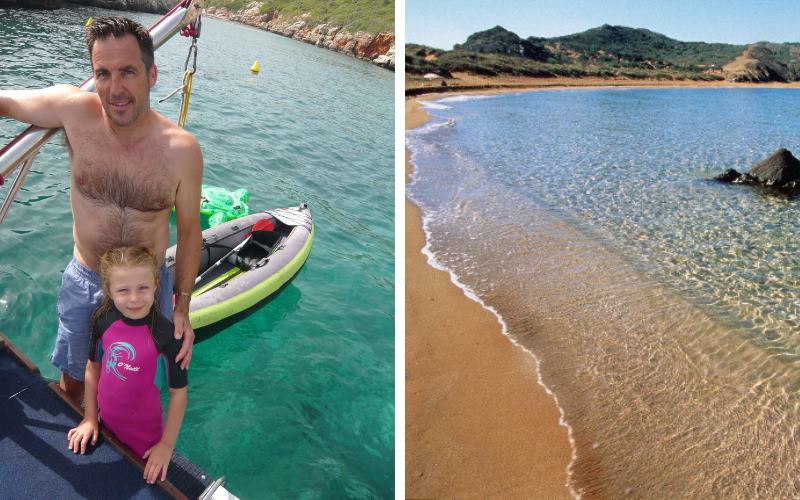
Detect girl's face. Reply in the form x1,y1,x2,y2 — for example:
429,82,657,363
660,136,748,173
107,265,157,320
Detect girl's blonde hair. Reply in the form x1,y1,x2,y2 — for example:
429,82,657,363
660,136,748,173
91,246,161,333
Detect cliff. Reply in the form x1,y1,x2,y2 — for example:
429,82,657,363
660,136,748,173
0,0,174,14
0,0,64,8
206,2,394,70
68,0,174,13
2,0,393,69
723,44,800,83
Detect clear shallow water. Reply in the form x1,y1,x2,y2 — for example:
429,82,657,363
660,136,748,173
0,7,394,499
408,89,800,498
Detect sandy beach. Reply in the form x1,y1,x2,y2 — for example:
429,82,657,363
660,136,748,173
404,75,800,499
405,96,574,499
405,72,800,96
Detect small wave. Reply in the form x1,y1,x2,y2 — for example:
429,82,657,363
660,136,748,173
438,94,495,104
420,101,453,110
431,118,456,129
407,118,456,136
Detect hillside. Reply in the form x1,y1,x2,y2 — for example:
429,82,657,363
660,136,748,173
407,25,800,84
455,26,553,61
204,0,393,35
3,0,393,34
205,0,394,69
545,24,744,68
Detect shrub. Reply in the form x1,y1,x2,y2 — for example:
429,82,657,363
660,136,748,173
206,0,394,34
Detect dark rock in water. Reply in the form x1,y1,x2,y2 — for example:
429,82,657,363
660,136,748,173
748,148,800,185
715,168,744,183
716,149,800,195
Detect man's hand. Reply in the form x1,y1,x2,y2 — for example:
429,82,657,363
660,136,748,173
172,297,194,370
67,418,99,454
142,440,174,484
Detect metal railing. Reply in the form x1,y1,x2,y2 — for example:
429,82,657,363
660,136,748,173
199,475,227,500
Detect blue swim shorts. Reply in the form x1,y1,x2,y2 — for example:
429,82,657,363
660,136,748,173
50,255,174,381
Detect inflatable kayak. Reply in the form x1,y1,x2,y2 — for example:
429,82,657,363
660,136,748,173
165,204,314,329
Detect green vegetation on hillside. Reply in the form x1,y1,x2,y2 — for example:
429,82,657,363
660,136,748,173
547,25,745,68
205,0,394,34
408,25,800,84
406,45,723,81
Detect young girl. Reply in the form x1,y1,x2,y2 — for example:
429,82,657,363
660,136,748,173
68,246,188,485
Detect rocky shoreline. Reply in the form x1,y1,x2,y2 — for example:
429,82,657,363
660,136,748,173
0,0,175,13
70,0,174,13
1,0,394,70
205,2,394,70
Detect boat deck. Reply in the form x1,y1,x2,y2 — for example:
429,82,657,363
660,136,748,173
0,331,215,499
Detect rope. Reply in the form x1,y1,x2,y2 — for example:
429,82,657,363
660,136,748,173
158,17,201,128
178,69,193,129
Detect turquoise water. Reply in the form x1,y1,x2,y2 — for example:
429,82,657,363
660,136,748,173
408,89,800,498
0,6,394,499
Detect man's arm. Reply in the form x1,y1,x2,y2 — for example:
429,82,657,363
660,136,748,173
171,133,203,369
0,85,88,128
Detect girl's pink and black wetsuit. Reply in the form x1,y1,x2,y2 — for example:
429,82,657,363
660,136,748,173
90,306,188,458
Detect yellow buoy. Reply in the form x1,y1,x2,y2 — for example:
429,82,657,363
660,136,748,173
86,17,93,27
250,61,260,73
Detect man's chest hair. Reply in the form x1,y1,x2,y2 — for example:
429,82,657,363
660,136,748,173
69,131,176,213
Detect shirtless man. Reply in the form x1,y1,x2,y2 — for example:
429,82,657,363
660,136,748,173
0,17,202,402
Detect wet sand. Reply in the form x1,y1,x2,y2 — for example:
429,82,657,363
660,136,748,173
405,98,574,499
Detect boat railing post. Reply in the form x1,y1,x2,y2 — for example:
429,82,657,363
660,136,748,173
0,150,38,228
199,475,227,500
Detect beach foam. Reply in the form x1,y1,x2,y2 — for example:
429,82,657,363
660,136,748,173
437,94,496,104
415,209,582,499
419,101,454,110
407,122,581,498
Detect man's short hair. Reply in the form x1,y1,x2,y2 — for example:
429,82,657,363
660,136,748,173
86,16,154,74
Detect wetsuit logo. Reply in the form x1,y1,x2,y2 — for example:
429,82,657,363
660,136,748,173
106,342,136,381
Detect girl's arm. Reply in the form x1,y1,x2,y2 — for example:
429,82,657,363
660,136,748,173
67,361,101,454
143,386,187,484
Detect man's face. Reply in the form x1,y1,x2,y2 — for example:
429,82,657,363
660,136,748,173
91,34,157,128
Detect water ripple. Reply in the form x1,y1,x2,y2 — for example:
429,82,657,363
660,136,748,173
1,7,393,500
408,88,800,499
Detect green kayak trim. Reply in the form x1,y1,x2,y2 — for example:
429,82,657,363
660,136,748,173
189,224,314,329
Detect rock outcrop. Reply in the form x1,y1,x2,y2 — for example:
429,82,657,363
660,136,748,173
723,44,800,83
0,0,172,13
0,0,63,8
206,2,394,70
68,0,174,14
716,148,800,194
1,0,393,70
454,25,553,62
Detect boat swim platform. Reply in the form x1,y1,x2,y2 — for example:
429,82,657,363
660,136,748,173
0,330,236,500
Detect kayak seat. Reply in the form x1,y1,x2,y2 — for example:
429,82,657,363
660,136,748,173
227,230,282,270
